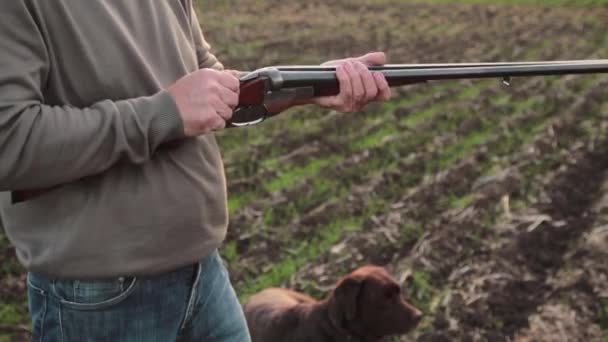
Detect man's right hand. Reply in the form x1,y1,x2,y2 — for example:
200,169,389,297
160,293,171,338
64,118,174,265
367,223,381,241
167,68,240,136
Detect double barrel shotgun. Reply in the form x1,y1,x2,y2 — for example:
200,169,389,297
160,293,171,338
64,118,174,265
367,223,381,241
227,59,608,127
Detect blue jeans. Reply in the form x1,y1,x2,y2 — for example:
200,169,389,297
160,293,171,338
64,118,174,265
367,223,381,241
27,250,251,342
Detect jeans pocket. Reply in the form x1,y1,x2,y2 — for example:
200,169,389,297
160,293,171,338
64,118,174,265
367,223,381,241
52,276,138,311
27,274,48,342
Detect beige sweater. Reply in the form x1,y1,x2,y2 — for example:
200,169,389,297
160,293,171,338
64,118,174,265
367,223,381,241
0,0,229,278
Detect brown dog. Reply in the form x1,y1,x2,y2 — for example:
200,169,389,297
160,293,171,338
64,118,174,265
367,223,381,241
243,265,423,342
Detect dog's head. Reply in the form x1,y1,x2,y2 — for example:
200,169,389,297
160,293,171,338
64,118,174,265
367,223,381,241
328,266,422,340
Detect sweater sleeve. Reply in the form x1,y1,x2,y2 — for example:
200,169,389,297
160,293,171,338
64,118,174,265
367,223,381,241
190,5,224,70
0,1,185,191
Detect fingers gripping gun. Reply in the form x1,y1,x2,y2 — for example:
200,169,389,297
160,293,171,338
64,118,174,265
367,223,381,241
228,60,608,127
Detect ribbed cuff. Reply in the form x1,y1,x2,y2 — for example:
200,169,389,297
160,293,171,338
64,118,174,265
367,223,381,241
133,90,185,150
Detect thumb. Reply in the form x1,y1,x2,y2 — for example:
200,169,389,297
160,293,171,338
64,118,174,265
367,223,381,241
225,69,247,78
356,52,387,66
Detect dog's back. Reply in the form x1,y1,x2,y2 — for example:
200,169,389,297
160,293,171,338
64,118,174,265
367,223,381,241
244,288,318,342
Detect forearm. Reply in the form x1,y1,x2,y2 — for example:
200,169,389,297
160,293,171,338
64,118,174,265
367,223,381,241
0,91,183,191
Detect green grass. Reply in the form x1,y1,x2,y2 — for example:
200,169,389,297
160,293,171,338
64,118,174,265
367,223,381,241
400,223,425,244
238,218,361,299
410,271,436,313
227,193,255,214
437,129,495,169
0,336,17,342
351,126,398,150
402,104,447,128
450,193,475,209
0,304,25,326
601,300,608,341
221,240,238,263
265,157,340,193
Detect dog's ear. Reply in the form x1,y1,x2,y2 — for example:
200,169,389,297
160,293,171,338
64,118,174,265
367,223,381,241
328,275,364,325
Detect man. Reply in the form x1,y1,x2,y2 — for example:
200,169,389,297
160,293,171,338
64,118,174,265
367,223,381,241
0,1,391,341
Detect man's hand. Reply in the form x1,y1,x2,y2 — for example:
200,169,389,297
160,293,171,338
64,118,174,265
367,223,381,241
313,52,392,112
167,68,239,135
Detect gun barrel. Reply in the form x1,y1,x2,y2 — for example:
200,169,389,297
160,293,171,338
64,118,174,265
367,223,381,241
383,61,608,83
275,59,608,71
276,60,608,96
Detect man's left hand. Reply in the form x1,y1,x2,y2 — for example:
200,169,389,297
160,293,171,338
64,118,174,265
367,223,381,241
313,52,392,112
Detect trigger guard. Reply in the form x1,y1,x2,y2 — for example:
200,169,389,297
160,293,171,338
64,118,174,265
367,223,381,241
229,105,269,126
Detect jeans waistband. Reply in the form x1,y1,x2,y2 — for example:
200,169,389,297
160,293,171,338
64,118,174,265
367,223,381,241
27,250,219,292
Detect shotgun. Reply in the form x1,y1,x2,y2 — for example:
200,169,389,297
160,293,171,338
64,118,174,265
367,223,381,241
228,60,608,127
